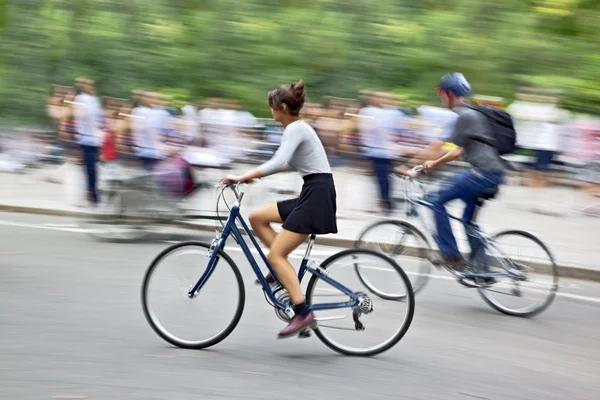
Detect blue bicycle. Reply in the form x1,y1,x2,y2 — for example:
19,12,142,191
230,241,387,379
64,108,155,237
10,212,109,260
141,183,415,356
356,166,558,317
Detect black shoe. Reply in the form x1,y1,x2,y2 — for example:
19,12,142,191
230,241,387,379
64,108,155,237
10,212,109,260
475,276,497,286
427,252,467,267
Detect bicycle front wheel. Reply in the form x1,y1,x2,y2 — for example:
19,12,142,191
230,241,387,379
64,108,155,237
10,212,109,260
305,249,415,357
478,230,558,317
141,241,245,349
355,220,432,299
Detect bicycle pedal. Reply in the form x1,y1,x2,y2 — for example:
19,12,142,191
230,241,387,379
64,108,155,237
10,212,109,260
298,328,312,339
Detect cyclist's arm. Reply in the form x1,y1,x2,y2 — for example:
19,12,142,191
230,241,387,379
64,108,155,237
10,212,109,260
257,126,302,177
408,139,446,163
231,125,302,183
426,146,463,170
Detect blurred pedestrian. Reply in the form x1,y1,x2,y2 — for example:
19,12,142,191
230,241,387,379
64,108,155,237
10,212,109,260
132,92,168,171
358,91,402,213
181,104,199,145
507,93,562,187
74,78,102,205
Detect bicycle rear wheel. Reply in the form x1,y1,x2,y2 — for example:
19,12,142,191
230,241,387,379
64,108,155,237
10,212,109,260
141,241,245,349
305,249,415,356
355,220,432,299
477,230,558,317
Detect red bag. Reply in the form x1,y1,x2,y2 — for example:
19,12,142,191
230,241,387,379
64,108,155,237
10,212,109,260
101,130,117,161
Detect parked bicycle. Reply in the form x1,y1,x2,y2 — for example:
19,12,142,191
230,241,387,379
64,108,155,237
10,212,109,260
356,166,558,317
141,183,415,356
82,149,230,242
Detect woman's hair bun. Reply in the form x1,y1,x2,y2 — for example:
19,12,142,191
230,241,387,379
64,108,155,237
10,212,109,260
268,80,307,116
292,80,305,93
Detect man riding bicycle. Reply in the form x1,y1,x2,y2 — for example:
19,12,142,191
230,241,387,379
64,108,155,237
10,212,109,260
410,73,504,282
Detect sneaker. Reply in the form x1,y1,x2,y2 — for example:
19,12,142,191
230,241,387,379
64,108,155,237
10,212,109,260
278,312,317,339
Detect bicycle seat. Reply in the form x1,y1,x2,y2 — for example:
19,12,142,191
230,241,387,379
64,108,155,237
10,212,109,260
476,187,498,201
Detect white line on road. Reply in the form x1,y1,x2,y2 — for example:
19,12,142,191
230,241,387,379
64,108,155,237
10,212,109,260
144,354,176,358
239,370,272,376
0,220,86,233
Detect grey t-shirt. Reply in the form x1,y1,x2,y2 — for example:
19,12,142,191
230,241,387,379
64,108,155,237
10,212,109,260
258,120,332,177
450,106,505,173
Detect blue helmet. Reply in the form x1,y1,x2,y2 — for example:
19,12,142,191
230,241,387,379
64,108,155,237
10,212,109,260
438,72,472,97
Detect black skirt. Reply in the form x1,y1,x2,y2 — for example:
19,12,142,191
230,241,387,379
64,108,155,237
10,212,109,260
277,173,337,235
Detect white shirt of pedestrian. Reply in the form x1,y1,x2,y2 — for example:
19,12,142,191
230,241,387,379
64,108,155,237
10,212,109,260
74,93,101,147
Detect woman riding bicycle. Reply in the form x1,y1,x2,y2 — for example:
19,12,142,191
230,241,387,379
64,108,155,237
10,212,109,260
221,81,337,338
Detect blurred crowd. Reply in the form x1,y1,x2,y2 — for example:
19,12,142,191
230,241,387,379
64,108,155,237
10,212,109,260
43,78,600,210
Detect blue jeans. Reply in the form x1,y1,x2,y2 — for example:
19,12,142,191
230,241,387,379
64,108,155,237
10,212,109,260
427,170,503,261
80,145,99,204
371,157,392,210
140,157,159,172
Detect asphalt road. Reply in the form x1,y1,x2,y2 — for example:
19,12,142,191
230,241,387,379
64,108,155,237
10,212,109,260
1,212,599,400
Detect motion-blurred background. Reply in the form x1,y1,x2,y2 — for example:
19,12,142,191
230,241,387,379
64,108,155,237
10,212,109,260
0,0,599,219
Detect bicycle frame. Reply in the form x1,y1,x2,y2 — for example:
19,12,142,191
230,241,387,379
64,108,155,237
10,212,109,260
402,172,520,278
187,187,360,312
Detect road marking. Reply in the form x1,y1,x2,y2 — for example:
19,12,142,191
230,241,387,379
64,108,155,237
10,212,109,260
53,395,89,400
239,370,272,376
0,220,86,233
144,354,176,358
44,223,78,228
557,292,600,304
458,392,490,400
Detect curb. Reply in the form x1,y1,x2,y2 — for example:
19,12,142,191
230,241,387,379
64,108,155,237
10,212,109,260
1,204,599,283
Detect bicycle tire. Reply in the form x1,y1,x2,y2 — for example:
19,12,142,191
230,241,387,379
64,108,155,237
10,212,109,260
355,220,432,299
477,230,558,317
305,248,415,357
141,241,245,349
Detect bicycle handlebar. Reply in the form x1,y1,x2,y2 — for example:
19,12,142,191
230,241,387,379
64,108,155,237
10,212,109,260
411,165,425,174
215,182,247,204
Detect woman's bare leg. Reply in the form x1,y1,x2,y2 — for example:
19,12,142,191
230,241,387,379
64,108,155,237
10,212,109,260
267,229,308,305
248,204,282,249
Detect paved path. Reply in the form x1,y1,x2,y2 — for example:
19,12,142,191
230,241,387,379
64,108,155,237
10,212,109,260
1,212,599,399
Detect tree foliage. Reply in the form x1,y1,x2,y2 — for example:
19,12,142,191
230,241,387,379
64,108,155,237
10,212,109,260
1,0,599,125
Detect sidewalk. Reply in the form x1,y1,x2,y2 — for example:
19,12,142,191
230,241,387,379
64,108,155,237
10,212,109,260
1,163,600,281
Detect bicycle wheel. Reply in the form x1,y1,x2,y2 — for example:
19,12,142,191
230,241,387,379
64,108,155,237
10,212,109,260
477,230,558,317
305,249,415,356
355,220,432,299
141,241,245,349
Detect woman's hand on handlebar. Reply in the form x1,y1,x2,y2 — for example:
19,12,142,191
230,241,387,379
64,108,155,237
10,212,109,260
219,175,255,186
220,168,263,187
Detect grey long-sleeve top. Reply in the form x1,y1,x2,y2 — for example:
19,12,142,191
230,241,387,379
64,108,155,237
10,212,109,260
258,120,332,177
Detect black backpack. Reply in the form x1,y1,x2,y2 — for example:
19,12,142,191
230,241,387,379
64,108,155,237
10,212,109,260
464,103,517,155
